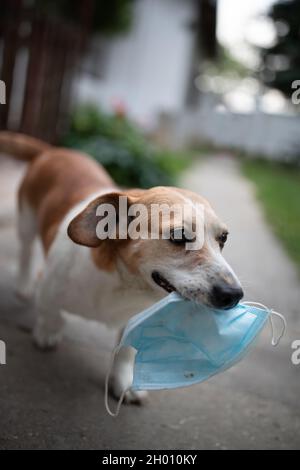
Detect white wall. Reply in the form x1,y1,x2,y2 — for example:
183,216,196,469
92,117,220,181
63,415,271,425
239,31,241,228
75,0,196,127
170,104,300,160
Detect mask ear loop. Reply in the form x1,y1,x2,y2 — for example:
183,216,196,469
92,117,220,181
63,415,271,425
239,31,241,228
242,301,286,347
104,346,130,417
268,309,286,346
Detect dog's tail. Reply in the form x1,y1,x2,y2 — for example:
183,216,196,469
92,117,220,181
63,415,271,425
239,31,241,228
0,131,51,162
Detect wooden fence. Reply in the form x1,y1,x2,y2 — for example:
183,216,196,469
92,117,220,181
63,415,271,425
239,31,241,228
0,0,87,143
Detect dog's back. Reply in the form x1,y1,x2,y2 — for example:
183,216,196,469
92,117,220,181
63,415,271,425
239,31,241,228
0,131,116,251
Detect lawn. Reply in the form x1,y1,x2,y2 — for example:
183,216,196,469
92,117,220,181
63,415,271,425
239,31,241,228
242,159,300,272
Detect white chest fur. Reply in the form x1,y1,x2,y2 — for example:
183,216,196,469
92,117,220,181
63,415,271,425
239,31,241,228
41,193,163,329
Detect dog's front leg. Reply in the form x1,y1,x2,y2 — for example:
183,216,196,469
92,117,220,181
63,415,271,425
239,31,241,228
110,336,148,405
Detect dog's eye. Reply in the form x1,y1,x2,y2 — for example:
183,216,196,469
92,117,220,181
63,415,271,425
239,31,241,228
217,231,228,249
170,228,190,245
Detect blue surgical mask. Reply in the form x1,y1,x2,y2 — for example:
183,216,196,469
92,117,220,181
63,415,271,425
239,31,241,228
105,293,286,416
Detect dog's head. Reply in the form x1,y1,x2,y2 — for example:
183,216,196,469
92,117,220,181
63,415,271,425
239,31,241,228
68,186,243,309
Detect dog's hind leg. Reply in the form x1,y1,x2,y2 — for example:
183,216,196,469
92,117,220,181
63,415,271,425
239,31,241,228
16,199,37,300
32,248,66,350
33,300,64,350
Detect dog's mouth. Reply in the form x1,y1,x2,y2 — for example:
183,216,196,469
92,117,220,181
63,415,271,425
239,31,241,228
151,271,176,293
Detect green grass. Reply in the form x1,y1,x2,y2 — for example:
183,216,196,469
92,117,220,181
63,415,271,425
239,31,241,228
242,159,300,272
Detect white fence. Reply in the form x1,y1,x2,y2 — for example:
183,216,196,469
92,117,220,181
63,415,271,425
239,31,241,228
168,108,300,160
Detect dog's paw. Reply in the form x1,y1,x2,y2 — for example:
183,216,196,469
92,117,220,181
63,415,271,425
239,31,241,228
110,374,149,406
32,324,63,351
123,389,149,406
15,283,34,302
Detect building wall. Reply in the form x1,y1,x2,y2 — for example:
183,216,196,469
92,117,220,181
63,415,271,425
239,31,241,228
75,0,196,126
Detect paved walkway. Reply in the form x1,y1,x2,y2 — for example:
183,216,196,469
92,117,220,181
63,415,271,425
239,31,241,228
0,153,299,449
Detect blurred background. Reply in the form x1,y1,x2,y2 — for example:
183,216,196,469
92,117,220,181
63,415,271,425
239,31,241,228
0,0,299,450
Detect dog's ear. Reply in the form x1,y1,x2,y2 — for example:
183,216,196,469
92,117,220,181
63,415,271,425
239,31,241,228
67,192,133,247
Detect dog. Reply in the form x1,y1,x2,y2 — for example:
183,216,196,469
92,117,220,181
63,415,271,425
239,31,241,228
0,131,243,404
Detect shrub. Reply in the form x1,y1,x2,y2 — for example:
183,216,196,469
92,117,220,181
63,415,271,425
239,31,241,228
62,104,190,188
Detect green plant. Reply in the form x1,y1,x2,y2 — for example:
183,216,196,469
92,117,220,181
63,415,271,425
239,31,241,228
258,0,300,98
62,104,191,188
35,0,135,34
242,158,300,272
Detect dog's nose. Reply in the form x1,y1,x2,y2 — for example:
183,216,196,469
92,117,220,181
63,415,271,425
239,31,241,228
210,283,244,309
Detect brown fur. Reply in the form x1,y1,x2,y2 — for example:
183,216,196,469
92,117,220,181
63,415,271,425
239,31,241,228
0,132,225,277
0,131,51,161
21,149,116,252
0,132,116,252
70,185,220,274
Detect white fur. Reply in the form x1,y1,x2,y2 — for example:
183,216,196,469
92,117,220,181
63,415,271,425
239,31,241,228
24,191,159,402
18,188,241,404
16,201,38,299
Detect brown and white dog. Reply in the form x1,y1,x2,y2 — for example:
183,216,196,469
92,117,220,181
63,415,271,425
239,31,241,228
0,131,243,404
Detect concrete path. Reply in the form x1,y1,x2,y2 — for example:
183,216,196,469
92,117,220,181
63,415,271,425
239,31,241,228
0,153,299,449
